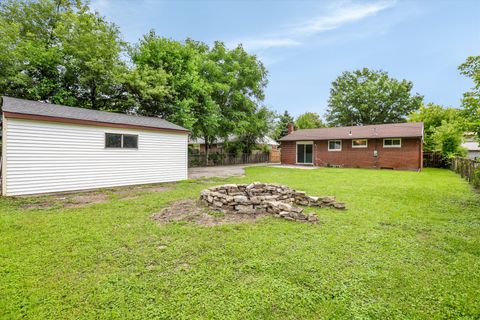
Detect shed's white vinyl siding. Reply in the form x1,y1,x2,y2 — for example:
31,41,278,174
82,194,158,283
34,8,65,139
4,118,188,195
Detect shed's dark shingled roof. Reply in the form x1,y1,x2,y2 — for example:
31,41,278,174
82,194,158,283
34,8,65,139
280,122,423,141
1,96,189,132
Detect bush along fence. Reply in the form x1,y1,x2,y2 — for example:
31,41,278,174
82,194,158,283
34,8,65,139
189,152,269,167
423,152,449,168
451,157,480,188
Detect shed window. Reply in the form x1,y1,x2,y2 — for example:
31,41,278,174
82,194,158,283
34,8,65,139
352,139,368,148
328,140,342,151
105,133,138,149
383,138,401,148
123,134,138,148
105,133,122,148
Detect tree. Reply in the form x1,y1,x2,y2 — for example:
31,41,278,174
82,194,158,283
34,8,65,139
57,7,127,109
235,107,275,154
0,0,126,109
408,103,464,152
459,55,480,140
432,120,466,157
295,112,325,129
326,68,423,126
130,34,220,160
273,110,294,142
206,42,268,148
129,34,269,158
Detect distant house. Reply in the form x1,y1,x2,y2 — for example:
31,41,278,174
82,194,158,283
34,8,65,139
1,97,189,196
189,135,279,153
279,122,424,170
461,133,480,160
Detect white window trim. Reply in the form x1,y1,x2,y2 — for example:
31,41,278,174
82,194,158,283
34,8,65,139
296,141,313,164
352,139,368,148
383,138,402,148
328,140,342,151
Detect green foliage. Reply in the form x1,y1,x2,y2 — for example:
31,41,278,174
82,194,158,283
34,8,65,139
273,110,294,142
0,0,126,109
234,107,274,154
408,103,464,152
459,55,480,140
326,68,423,126
295,112,325,129
432,120,467,157
129,34,269,154
1,167,480,318
474,168,480,188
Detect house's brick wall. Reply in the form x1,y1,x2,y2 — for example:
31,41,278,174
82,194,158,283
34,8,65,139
280,141,296,164
280,138,422,170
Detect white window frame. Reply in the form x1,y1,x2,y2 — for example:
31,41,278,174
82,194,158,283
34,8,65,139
296,141,313,164
328,140,342,151
352,139,368,148
383,138,402,148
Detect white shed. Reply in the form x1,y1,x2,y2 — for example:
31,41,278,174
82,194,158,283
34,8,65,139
1,97,189,196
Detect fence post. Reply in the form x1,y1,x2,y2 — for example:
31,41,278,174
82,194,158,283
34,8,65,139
451,157,479,188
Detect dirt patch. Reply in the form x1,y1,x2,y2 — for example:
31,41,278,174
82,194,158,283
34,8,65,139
19,183,176,210
145,186,173,193
113,184,174,198
64,193,110,208
152,199,268,226
21,201,54,210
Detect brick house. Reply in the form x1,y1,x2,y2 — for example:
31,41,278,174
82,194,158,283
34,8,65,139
279,122,424,170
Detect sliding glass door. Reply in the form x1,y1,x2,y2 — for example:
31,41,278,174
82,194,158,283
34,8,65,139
297,142,313,164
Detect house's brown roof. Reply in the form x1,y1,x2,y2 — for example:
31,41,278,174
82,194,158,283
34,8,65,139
1,96,189,133
279,122,423,141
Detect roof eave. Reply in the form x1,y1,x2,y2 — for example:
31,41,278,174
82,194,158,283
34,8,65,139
279,135,423,141
3,111,191,134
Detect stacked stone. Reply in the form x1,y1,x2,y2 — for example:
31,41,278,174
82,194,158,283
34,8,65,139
200,182,346,224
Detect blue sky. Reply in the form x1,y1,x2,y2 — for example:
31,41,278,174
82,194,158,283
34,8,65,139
91,0,480,118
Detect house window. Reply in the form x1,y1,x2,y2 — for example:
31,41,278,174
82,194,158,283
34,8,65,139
352,139,368,148
105,133,138,149
383,138,401,148
328,140,342,151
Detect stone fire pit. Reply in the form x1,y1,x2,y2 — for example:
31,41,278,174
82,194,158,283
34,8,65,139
200,182,346,224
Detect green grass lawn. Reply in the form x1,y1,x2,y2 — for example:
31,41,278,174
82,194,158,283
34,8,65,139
1,167,480,319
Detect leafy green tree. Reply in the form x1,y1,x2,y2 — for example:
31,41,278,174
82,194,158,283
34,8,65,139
459,55,480,140
234,107,275,154
273,110,294,142
130,33,219,160
295,112,325,129
57,7,127,109
0,0,126,109
326,68,423,126
432,120,467,157
130,34,269,157
206,42,268,146
408,103,464,152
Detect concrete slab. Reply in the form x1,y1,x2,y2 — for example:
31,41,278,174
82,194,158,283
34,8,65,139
188,163,267,179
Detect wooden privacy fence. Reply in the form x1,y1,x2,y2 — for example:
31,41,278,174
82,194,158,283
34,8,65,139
269,149,281,163
189,152,270,167
451,157,480,188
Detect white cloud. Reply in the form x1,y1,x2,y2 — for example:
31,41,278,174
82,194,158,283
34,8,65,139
230,0,395,53
289,1,395,37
